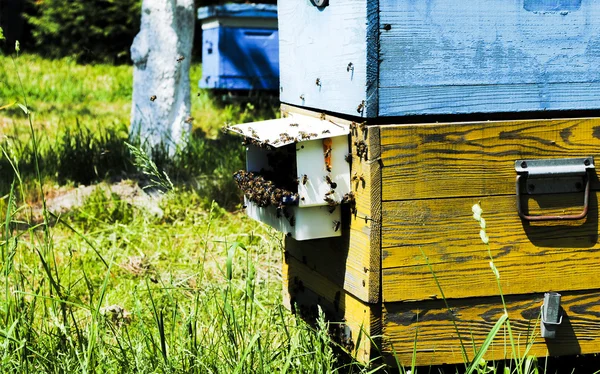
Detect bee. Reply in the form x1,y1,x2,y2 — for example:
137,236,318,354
345,153,352,163
326,165,332,172
302,174,308,185
315,78,321,86
289,123,299,127
184,116,194,124
320,113,326,120
322,129,330,134
359,121,367,131
327,205,336,213
333,220,341,232
325,175,337,189
347,62,354,72
324,148,331,158
177,55,185,62
352,173,359,182
325,190,335,196
300,94,305,101
150,95,157,102
349,122,358,136
356,101,365,113
324,196,336,206
309,133,318,138
341,192,355,204
283,207,291,219
359,174,366,183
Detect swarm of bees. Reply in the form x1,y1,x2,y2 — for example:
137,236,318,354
233,170,299,209
241,137,273,150
354,140,368,160
342,191,357,216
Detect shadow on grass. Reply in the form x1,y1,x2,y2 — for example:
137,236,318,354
0,120,246,211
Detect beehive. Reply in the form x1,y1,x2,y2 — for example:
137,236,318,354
232,0,600,366
198,4,279,90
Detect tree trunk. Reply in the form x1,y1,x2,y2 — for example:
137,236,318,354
130,0,195,154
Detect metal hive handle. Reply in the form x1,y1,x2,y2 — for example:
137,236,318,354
515,157,595,222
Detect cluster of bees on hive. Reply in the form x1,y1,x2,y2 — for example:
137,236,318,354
233,170,300,226
228,119,359,232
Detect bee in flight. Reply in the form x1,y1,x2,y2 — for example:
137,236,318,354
150,95,157,102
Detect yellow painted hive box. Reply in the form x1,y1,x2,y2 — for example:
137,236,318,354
277,105,600,366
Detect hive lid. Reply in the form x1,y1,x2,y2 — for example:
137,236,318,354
197,4,278,20
227,113,349,148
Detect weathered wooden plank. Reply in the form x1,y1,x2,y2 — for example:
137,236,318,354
282,105,382,303
381,193,600,302
283,255,382,363
383,290,600,366
285,225,375,303
379,0,600,116
378,83,600,117
278,0,377,117
380,118,600,201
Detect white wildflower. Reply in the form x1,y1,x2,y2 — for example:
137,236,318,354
472,203,483,221
490,261,500,279
479,229,489,244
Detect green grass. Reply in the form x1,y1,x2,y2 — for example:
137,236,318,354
0,53,376,373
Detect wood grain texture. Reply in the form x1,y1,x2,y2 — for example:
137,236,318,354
282,105,383,303
382,290,600,366
381,193,600,302
378,0,600,116
380,118,600,201
283,255,381,363
278,0,374,117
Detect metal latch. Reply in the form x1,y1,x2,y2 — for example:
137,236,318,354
541,292,562,339
515,157,595,221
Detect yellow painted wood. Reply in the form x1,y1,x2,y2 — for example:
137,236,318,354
382,193,600,302
282,104,382,303
383,290,600,366
282,255,381,363
379,118,600,201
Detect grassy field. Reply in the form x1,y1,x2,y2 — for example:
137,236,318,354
0,53,382,373
2,53,598,373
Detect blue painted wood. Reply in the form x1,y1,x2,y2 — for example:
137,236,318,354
278,0,600,117
200,26,279,90
278,0,375,117
198,4,279,91
378,0,600,116
197,4,277,20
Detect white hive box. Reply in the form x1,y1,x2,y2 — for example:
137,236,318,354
230,112,351,240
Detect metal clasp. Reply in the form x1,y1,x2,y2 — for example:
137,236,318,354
541,292,562,339
515,157,595,221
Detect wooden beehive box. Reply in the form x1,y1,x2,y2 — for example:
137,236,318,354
278,0,600,117
231,0,600,366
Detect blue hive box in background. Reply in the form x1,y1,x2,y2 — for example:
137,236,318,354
198,4,279,91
